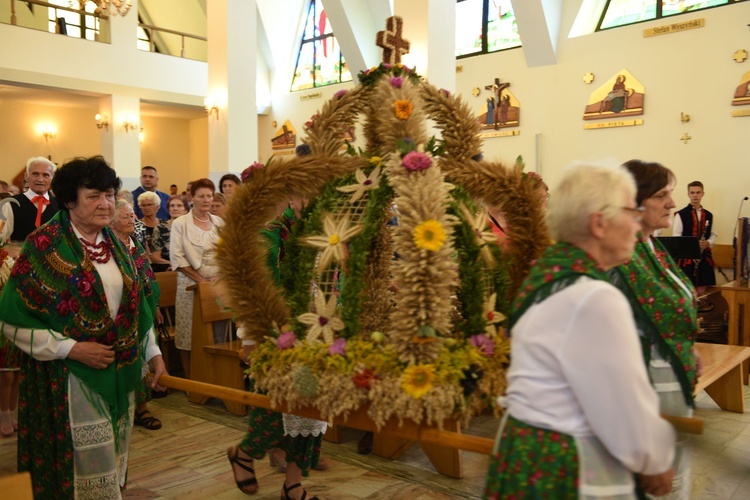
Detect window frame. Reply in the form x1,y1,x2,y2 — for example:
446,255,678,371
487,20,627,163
596,0,746,32
456,0,522,60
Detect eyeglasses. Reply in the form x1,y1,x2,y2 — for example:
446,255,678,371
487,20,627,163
618,206,645,222
600,205,645,222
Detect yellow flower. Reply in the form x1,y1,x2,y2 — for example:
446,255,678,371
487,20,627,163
394,100,413,120
401,364,435,399
459,204,497,266
413,219,446,251
482,293,506,337
336,165,382,203
297,292,345,343
302,214,362,271
369,156,382,167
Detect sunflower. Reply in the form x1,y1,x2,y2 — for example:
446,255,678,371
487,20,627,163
460,204,497,266
394,99,414,120
401,364,436,399
412,219,446,251
302,214,362,271
297,292,345,343
337,165,382,203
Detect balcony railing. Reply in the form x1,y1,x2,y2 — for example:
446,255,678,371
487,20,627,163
138,23,206,61
3,0,108,42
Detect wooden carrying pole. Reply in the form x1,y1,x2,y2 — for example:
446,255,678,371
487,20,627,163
151,374,703,453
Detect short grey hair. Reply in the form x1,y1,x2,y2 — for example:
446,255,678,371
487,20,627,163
26,157,56,174
137,190,161,207
111,199,134,225
546,163,637,243
117,189,134,206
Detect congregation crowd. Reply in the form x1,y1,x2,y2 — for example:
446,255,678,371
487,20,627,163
0,154,714,499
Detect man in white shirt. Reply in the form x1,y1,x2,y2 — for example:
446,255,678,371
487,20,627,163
673,181,717,289
0,157,57,253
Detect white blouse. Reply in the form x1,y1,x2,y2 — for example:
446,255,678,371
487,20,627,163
506,277,675,476
169,211,224,278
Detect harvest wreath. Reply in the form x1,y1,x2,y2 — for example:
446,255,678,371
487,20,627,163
217,35,549,430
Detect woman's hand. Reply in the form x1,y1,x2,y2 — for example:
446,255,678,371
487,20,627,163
155,308,164,325
148,354,167,391
68,341,115,369
638,469,674,496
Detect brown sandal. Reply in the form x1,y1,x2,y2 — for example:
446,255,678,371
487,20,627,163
228,445,259,495
134,410,162,430
281,482,318,500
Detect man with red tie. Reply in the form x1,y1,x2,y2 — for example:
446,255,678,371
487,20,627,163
0,157,58,250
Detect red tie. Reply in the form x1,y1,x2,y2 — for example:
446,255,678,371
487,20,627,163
31,195,50,228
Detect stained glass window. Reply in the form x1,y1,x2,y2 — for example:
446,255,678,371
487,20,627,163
291,0,352,92
456,0,521,58
598,0,744,31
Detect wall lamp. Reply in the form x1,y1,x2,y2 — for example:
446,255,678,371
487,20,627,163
123,116,140,132
40,125,57,142
204,96,220,119
95,113,110,131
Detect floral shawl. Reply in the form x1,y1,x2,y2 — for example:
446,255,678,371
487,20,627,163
609,235,697,407
0,210,157,442
511,241,609,329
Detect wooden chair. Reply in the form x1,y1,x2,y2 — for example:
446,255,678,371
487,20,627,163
154,271,180,374
187,280,247,416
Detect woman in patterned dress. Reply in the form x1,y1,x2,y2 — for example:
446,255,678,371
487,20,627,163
609,160,701,500
0,156,166,499
149,195,188,272
0,245,18,437
484,163,675,499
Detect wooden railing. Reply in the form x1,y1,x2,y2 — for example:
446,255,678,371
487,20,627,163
5,0,105,39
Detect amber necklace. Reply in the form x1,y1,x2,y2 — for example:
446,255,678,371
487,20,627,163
79,237,111,264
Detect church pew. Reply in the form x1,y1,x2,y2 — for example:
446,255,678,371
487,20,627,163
695,342,750,413
186,280,247,416
154,271,179,374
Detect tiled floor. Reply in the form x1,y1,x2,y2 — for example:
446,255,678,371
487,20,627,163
2,386,750,499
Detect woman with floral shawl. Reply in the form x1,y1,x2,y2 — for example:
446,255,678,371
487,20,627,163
484,163,675,499
0,156,166,499
609,159,700,500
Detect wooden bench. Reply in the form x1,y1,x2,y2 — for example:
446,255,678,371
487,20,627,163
695,342,750,413
0,472,33,500
154,271,180,374
187,280,247,416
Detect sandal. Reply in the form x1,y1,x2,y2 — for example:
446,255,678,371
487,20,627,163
227,445,258,495
134,410,162,430
268,448,287,473
281,482,318,500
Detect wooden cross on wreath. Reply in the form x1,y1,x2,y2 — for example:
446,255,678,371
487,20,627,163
376,16,410,64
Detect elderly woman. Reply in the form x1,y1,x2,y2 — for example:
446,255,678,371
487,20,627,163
484,163,675,499
134,190,165,252
110,200,163,431
149,195,188,273
169,178,224,378
609,160,700,499
0,156,166,498
211,191,228,219
219,173,240,201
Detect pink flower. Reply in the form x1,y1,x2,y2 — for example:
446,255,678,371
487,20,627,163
389,77,404,88
402,151,432,172
241,162,265,183
328,337,347,356
277,330,296,349
470,334,495,357
334,89,347,100
34,234,51,251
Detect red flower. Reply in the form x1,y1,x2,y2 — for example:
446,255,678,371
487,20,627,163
11,256,31,276
353,369,377,388
56,300,70,316
34,234,51,251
